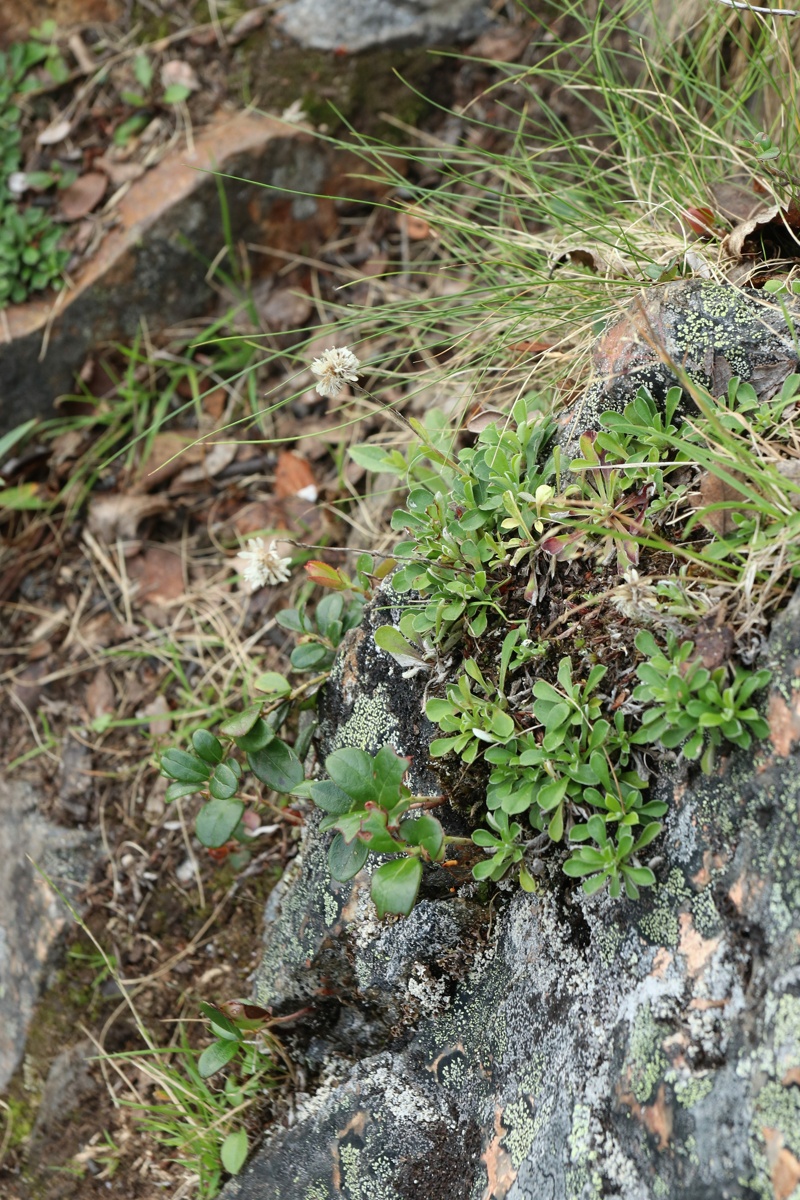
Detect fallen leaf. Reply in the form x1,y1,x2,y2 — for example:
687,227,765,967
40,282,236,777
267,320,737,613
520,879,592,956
763,1128,800,1200
127,547,184,604
135,432,203,491
697,471,748,537
37,118,72,146
399,211,432,240
692,625,734,671
94,154,146,186
138,694,172,737
466,408,509,433
782,1067,800,1087
257,286,313,332
202,387,227,419
160,60,200,92
86,669,116,721
554,245,634,277
229,500,287,537
228,9,265,43
88,493,170,541
169,440,238,489
59,172,108,221
723,199,800,261
466,26,531,61
275,451,318,501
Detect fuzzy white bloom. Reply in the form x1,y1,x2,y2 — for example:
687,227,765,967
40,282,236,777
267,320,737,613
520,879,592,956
310,347,361,398
611,568,659,622
238,538,292,591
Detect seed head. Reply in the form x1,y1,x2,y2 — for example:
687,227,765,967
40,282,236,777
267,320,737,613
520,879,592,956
310,347,361,398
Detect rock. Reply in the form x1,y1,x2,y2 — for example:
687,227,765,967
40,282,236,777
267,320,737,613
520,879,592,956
28,1040,100,1149
272,0,487,53
223,579,800,1199
0,113,343,435
251,585,482,1050
0,779,100,1090
557,279,800,461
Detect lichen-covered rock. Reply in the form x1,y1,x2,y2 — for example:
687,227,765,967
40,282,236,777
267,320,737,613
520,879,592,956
557,280,800,460
226,588,800,1199
226,291,800,1198
251,584,484,1048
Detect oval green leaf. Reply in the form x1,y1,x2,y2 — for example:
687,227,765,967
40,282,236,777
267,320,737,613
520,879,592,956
196,798,244,848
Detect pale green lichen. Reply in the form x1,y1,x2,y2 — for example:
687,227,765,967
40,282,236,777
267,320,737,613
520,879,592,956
328,687,401,754
502,1094,538,1169
625,1003,668,1104
595,923,624,967
323,891,339,927
774,995,800,1077
672,1072,714,1109
691,887,722,940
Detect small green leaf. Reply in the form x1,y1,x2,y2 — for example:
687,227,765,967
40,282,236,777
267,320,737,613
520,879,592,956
247,741,304,793
196,798,244,848
233,718,275,753
254,671,291,695
208,762,240,800
219,705,263,738
198,1002,241,1042
328,832,369,881
162,82,191,104
325,747,375,806
165,781,201,803
399,814,444,860
160,748,210,784
192,729,224,763
371,857,423,918
198,1038,239,1078
221,1128,248,1176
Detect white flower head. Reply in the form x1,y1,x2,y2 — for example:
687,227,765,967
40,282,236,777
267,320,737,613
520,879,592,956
238,537,292,591
611,568,658,621
310,346,361,399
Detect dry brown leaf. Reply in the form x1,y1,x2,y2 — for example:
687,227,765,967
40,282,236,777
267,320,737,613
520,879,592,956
94,154,146,187
135,432,203,491
555,246,633,277
697,472,748,537
399,211,432,240
692,626,734,671
88,493,170,541
228,8,265,42
229,500,287,537
59,172,108,222
466,408,508,433
723,199,800,261
161,59,200,92
169,440,238,489
783,1067,800,1087
37,118,71,146
274,451,317,501
86,669,116,721
202,388,227,419
127,547,184,605
138,694,172,737
257,286,313,332
466,26,531,61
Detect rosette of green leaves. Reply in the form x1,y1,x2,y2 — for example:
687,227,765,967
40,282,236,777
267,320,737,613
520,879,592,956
631,629,771,773
389,399,555,641
299,745,445,918
426,661,516,765
563,816,660,899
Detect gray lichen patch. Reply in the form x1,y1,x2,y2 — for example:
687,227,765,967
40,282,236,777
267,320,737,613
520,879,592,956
557,280,800,460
